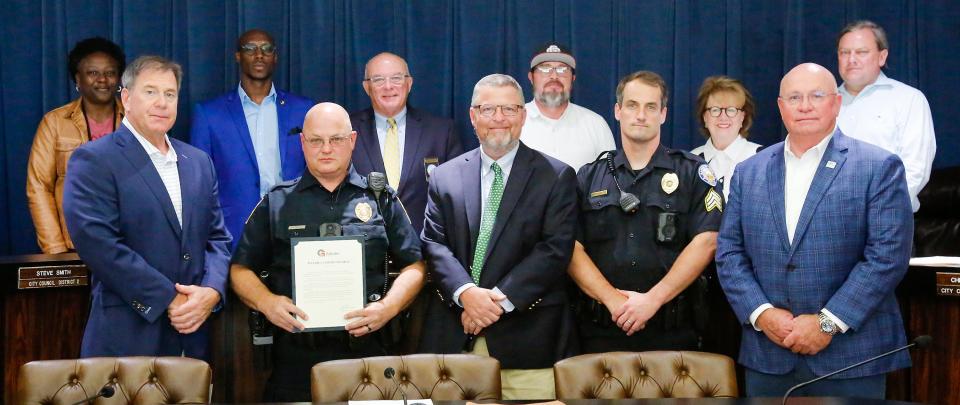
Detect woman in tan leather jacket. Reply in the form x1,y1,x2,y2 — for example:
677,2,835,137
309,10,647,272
26,37,126,254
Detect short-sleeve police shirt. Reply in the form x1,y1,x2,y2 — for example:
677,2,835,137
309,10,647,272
575,146,723,292
231,166,422,300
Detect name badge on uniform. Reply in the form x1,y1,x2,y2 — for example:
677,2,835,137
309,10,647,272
355,202,373,222
661,173,679,194
288,225,306,230
423,157,439,181
590,189,608,198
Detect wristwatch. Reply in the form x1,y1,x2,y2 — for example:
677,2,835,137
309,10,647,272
818,312,839,336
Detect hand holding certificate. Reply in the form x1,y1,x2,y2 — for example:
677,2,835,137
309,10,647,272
291,236,367,332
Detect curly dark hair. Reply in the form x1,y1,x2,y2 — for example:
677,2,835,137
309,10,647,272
67,37,126,83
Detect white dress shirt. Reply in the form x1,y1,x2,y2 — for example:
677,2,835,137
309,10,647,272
520,100,615,170
749,132,849,333
124,118,182,227
838,72,936,212
452,142,520,311
690,135,761,199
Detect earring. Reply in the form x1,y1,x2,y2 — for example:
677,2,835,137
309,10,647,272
75,85,79,92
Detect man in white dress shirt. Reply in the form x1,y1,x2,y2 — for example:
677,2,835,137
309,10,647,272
520,43,615,170
836,20,936,212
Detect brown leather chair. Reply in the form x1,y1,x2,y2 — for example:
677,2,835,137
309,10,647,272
311,354,500,403
554,351,737,398
17,356,211,404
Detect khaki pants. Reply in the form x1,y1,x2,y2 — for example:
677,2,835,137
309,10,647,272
469,337,556,400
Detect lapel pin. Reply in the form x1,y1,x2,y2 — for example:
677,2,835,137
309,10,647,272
826,161,837,169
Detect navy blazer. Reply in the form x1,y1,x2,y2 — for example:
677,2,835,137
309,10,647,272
63,125,232,359
419,142,578,369
716,130,913,378
350,107,462,234
190,88,313,249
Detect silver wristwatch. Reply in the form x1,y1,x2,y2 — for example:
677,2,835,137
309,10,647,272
818,312,839,336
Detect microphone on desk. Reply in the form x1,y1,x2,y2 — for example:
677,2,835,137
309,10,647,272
782,335,932,405
384,367,408,405
70,384,115,405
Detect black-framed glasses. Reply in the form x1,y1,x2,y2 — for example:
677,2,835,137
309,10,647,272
472,104,524,117
707,106,742,118
534,65,571,76
239,43,276,55
779,90,836,107
364,74,410,87
303,134,351,148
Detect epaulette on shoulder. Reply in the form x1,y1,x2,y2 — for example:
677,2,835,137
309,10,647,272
271,177,301,191
668,148,707,164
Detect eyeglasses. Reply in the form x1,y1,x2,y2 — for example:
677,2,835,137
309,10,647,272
534,65,571,76
303,134,351,148
707,106,742,118
239,43,276,55
364,74,410,87
472,104,524,117
780,91,837,107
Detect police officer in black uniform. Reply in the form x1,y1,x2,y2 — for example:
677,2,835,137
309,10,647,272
230,103,425,402
568,71,722,353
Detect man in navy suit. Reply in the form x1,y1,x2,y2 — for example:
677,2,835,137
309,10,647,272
63,56,232,359
716,63,913,398
419,74,578,400
191,29,313,249
350,52,462,234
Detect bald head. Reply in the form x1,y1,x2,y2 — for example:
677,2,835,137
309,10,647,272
301,102,357,184
304,102,352,132
780,63,838,93
777,63,842,149
365,52,409,78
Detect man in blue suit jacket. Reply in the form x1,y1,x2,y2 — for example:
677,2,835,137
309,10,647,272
717,63,913,398
64,56,231,359
191,29,313,248
420,74,578,400
350,52,462,234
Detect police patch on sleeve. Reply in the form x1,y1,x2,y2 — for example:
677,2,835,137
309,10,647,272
704,188,723,213
698,164,717,187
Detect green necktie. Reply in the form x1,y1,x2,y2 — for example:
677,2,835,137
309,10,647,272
471,162,504,284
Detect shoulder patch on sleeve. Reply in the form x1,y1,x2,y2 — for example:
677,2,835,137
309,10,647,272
698,164,717,187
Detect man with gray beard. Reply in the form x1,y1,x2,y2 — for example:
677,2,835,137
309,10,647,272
520,43,615,170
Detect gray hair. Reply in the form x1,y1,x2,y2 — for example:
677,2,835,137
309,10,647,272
837,20,889,51
471,74,524,105
121,55,183,90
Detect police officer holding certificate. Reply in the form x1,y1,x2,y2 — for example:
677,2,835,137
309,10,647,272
230,102,425,402
568,71,721,353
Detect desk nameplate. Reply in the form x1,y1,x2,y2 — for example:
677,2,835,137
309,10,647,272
936,272,960,297
17,264,88,289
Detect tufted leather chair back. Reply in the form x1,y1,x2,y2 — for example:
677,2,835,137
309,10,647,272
553,351,737,399
311,354,500,403
17,357,211,404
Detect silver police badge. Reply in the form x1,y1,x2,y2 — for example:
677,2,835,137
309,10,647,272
355,202,373,222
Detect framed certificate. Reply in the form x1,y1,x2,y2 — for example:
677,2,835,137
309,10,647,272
290,236,366,332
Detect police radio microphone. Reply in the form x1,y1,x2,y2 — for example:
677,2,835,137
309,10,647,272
781,335,932,405
70,384,115,405
368,172,387,200
603,151,640,213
